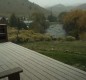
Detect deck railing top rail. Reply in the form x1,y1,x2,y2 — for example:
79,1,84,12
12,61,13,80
0,67,23,80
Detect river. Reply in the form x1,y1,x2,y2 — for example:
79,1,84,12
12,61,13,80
46,24,66,38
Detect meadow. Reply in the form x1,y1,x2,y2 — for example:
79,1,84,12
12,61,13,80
19,41,86,71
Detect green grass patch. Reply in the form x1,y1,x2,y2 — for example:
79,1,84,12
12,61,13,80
18,41,86,71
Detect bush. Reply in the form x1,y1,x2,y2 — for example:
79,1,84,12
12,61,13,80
8,27,52,42
66,36,76,41
57,37,65,41
43,36,52,41
8,35,17,42
31,34,43,41
18,34,29,42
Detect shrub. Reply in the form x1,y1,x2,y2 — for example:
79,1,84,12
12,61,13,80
8,35,17,42
57,37,65,41
8,27,52,42
31,34,43,41
18,34,29,42
43,36,52,41
66,36,76,41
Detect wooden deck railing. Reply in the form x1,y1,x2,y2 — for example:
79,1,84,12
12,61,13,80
0,67,23,80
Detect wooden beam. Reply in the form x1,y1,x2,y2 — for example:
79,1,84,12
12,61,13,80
0,67,23,80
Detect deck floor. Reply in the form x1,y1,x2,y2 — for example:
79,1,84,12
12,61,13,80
0,42,86,80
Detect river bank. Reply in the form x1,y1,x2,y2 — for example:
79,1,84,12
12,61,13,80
46,24,66,38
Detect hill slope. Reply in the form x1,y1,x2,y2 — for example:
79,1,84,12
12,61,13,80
47,3,86,16
0,0,49,17
47,4,74,16
76,3,86,10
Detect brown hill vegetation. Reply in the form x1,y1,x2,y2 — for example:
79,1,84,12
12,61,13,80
0,0,49,17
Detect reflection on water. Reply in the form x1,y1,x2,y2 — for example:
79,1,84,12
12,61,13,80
46,24,66,38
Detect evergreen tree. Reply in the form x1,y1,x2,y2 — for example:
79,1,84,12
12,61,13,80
48,14,57,22
9,13,17,27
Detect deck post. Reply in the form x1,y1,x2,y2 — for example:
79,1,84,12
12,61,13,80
0,67,23,80
8,73,20,80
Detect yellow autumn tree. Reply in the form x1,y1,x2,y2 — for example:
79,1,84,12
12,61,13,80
63,10,86,40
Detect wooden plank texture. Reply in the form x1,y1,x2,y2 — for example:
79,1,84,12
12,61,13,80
0,42,86,80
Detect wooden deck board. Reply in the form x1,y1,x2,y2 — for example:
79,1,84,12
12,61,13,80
0,43,58,80
0,42,86,80
1,47,76,80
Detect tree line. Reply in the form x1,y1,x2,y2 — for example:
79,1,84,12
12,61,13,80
9,12,50,34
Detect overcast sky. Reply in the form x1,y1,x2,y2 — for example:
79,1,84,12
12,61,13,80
29,0,86,7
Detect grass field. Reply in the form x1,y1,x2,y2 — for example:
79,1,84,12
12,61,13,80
18,41,86,71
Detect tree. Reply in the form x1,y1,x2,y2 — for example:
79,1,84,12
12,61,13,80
63,10,86,39
48,14,57,22
9,13,27,29
9,13,27,41
9,13,18,27
30,12,49,33
16,17,28,41
58,12,67,23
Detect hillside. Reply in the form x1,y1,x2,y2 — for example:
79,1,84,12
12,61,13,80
47,4,74,16
76,3,86,10
0,0,49,17
47,3,86,16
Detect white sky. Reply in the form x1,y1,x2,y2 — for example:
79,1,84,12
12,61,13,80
29,0,86,7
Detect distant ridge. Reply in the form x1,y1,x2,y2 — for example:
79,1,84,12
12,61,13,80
0,0,49,17
46,4,74,16
76,3,86,10
46,3,86,16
